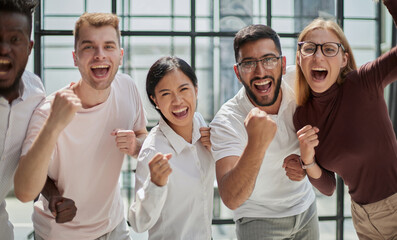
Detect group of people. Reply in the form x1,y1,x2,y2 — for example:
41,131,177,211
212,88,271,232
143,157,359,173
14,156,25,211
1,0,396,239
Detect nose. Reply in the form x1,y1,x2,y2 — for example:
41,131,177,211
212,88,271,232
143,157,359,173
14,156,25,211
313,45,325,58
172,93,183,105
0,41,11,55
253,60,267,75
94,47,106,60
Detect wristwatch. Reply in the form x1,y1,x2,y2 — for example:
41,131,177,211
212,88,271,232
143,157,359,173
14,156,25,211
299,157,316,169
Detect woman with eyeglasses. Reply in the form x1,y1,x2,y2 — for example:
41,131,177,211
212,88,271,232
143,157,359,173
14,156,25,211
128,56,215,240
293,0,397,238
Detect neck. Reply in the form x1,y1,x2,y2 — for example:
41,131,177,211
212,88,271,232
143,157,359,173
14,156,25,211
72,80,111,108
168,120,193,143
0,80,21,104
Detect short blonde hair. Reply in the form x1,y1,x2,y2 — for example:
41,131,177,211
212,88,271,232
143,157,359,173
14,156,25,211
295,18,357,106
74,12,120,50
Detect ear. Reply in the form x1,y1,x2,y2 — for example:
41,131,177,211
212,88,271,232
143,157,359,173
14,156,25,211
72,51,78,66
296,53,301,67
282,56,287,75
150,95,158,108
341,52,348,68
233,64,242,83
28,40,34,55
119,48,124,66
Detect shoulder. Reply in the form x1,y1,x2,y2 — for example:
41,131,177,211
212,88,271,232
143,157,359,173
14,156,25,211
142,125,173,153
22,71,46,96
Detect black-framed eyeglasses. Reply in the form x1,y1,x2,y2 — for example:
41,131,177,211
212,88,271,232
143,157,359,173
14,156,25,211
236,56,283,73
298,41,345,57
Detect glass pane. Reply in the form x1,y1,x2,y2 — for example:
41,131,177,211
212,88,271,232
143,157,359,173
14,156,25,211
272,0,294,16
196,18,214,32
344,20,376,66
345,0,376,18
319,221,337,240
44,0,85,14
315,187,336,216
44,69,80,95
130,0,171,15
272,18,295,33
344,218,359,240
174,0,191,15
43,17,78,30
86,0,111,12
280,38,298,65
43,36,74,68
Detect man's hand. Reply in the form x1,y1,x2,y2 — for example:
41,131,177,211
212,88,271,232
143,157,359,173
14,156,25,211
199,127,211,151
244,107,277,150
48,196,77,223
297,125,319,164
282,154,306,181
47,89,81,133
148,153,172,187
111,129,138,156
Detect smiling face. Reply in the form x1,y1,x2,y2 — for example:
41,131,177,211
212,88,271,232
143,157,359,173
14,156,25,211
0,11,33,99
73,23,123,90
234,38,286,108
297,29,348,93
151,69,198,134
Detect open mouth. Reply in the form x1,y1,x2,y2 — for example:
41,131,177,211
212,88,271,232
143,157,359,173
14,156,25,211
91,65,110,78
254,80,272,93
172,107,188,118
311,67,328,81
0,59,12,76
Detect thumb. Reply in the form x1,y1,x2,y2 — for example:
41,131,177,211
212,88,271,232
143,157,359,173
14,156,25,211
49,198,60,217
110,129,120,136
164,153,172,160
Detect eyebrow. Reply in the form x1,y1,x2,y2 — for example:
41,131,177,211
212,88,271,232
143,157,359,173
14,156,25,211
158,83,191,93
240,53,277,62
80,40,117,45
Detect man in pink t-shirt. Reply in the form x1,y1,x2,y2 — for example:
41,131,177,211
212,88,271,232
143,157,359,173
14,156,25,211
13,13,148,240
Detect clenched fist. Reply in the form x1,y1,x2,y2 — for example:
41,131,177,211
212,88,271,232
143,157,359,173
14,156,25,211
47,89,81,133
244,107,277,150
148,153,172,187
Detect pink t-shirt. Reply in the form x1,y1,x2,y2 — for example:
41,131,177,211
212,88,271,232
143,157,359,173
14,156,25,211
22,73,147,240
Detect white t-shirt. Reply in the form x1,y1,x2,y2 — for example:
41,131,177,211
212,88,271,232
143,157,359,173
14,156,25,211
210,70,315,221
0,71,45,240
21,73,147,240
129,112,215,240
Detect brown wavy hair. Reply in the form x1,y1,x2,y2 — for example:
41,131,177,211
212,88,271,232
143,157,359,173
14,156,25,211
74,12,121,50
295,18,357,106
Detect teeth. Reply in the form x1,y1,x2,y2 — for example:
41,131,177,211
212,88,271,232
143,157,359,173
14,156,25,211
0,59,11,64
254,80,271,86
91,65,109,69
312,67,327,71
173,107,187,113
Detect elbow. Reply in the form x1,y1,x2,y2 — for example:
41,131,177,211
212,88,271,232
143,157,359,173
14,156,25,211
319,185,336,197
220,195,242,210
14,189,36,203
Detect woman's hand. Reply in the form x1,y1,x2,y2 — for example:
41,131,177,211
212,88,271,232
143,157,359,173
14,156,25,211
148,153,172,186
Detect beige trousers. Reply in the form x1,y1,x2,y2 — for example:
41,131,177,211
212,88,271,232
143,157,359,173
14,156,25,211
351,192,397,240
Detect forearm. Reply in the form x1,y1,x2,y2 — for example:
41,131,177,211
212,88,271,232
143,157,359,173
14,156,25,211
308,167,336,196
218,143,266,210
14,119,61,202
41,176,61,201
129,181,167,233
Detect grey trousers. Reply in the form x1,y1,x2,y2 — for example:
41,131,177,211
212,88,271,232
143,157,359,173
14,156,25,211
236,201,319,240
34,218,131,240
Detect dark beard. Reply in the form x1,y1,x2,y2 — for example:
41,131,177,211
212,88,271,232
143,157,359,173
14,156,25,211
240,72,282,107
0,70,24,100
